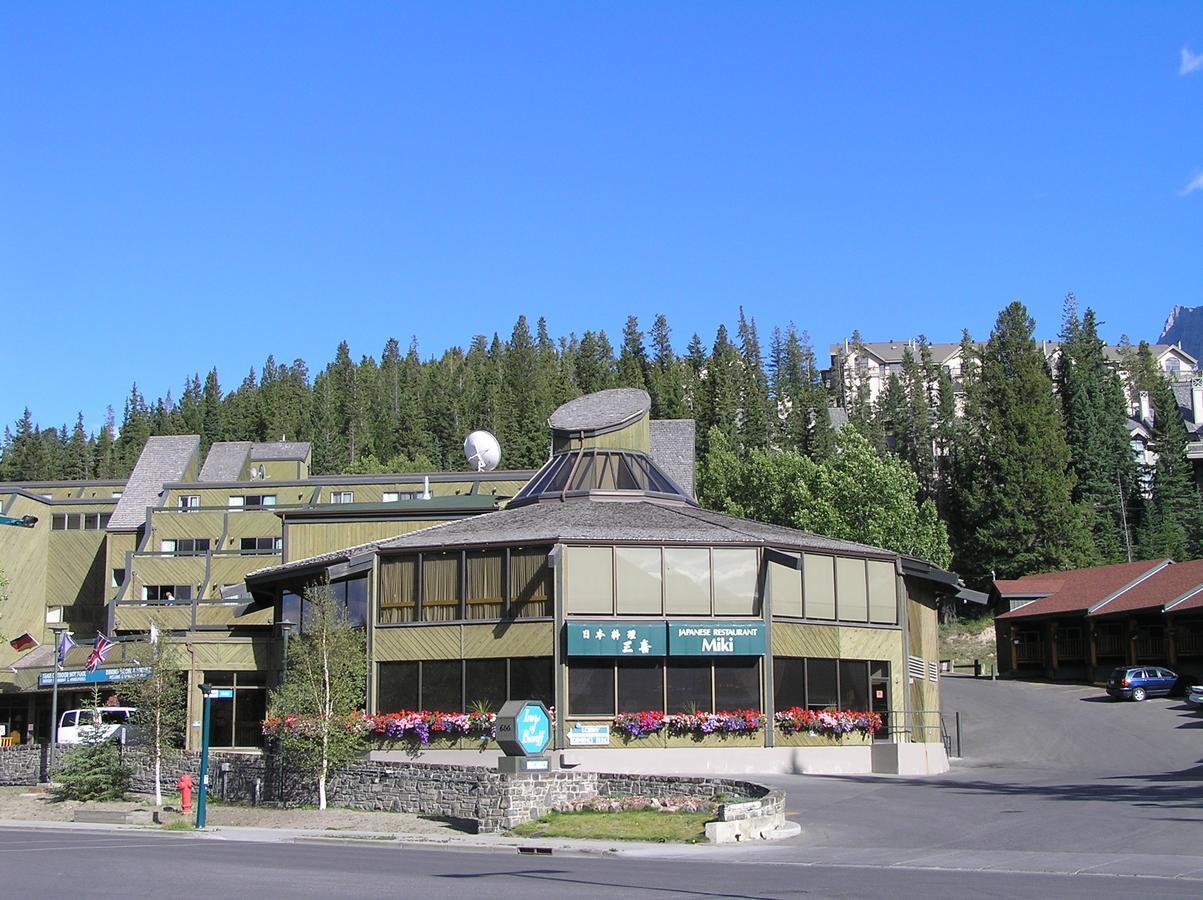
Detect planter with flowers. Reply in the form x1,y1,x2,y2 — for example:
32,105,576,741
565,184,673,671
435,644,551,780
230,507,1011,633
663,709,766,748
363,709,498,751
611,710,668,747
772,708,882,746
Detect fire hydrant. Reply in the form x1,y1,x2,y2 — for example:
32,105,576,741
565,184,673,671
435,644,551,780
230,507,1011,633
178,774,193,813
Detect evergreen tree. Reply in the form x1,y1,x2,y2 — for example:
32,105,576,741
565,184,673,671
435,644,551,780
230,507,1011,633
1057,299,1140,563
64,413,91,481
116,385,151,476
617,315,649,390
648,314,686,418
8,408,49,481
683,333,709,425
500,316,550,467
1136,369,1203,559
200,368,223,451
93,407,118,479
736,308,771,452
702,325,741,456
950,302,1092,584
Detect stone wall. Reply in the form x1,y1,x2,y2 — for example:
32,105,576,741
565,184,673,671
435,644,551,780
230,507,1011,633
3,745,780,835
0,745,44,785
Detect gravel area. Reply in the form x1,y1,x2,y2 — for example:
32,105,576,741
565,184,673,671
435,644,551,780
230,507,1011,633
0,786,460,835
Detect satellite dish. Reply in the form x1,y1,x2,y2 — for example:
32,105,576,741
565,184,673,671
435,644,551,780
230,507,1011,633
464,431,501,472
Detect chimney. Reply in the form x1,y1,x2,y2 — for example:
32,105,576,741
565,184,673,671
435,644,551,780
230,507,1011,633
1193,378,1203,429
1139,390,1152,425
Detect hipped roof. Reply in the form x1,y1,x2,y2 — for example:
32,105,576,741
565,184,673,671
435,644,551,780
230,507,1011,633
994,559,1195,620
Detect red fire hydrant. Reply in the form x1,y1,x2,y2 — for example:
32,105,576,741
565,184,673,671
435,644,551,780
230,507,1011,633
178,774,193,813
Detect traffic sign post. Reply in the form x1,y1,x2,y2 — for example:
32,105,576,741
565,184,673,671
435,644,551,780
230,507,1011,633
195,684,234,828
494,700,553,774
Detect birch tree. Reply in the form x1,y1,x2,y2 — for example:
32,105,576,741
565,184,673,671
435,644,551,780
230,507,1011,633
118,624,186,806
265,586,366,810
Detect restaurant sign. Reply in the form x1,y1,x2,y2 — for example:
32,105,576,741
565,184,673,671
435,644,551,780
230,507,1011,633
566,621,666,656
667,621,766,656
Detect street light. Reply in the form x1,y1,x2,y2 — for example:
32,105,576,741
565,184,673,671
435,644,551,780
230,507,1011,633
47,626,69,778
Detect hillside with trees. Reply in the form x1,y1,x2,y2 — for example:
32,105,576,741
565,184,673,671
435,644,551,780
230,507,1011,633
2,301,1199,588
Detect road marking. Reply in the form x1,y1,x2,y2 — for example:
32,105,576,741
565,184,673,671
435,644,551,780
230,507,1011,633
0,840,167,852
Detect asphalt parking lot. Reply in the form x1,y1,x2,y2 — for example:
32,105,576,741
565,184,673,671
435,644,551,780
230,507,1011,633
748,674,1203,878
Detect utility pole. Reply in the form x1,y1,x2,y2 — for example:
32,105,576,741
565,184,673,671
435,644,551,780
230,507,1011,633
47,626,67,777
1118,474,1133,563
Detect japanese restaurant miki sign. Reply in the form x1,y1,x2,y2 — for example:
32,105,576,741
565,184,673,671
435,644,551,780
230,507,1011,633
668,621,766,656
566,622,666,656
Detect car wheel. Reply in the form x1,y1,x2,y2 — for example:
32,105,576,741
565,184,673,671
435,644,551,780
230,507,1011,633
1131,687,1147,702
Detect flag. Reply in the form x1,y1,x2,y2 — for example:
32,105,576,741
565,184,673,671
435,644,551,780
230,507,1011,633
57,631,76,665
149,621,159,646
8,633,38,652
84,633,114,673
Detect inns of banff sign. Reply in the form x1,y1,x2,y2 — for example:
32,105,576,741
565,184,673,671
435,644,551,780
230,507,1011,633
565,621,765,657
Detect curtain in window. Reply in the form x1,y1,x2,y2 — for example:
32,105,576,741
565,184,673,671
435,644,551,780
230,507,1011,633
378,556,417,624
466,550,504,620
510,547,551,618
422,552,461,622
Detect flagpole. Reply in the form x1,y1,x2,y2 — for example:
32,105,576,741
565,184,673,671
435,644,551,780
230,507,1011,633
48,626,65,780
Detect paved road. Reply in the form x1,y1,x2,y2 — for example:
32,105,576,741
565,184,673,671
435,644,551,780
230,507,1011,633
3,676,1200,897
0,827,1195,899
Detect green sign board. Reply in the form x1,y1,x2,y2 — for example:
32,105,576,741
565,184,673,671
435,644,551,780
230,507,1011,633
668,621,766,656
566,621,666,657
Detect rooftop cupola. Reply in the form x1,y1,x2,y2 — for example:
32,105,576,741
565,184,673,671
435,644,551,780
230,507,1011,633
510,388,696,508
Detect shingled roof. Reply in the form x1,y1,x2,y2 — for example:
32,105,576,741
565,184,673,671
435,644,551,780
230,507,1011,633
107,435,199,531
200,440,312,481
1090,558,1203,616
549,388,650,433
649,419,696,498
995,559,1171,620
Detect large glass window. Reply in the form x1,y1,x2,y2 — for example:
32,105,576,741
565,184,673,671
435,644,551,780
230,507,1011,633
806,658,838,709
379,556,418,624
666,660,712,713
615,547,662,615
836,557,868,622
464,659,507,712
509,657,554,707
377,661,418,712
804,555,836,619
510,547,552,618
839,660,869,711
664,548,710,615
617,660,664,713
466,550,504,620
564,547,613,615
773,657,807,711
568,660,615,716
205,671,266,748
768,556,803,617
421,660,462,712
421,552,461,622
712,548,759,616
867,559,897,624
330,577,368,627
715,659,760,711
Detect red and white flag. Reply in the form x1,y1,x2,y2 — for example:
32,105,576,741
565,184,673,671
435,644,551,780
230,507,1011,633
85,633,114,673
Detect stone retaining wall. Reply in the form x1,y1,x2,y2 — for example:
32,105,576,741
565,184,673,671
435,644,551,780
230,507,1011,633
1,744,781,835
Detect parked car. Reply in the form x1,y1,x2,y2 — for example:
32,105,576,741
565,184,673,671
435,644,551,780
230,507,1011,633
56,707,136,745
1105,666,1178,702
1187,684,1203,710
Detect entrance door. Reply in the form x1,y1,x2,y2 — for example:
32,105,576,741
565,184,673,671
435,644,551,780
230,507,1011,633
870,661,890,741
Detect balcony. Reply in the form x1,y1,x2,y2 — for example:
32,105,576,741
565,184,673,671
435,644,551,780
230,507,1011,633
113,597,273,632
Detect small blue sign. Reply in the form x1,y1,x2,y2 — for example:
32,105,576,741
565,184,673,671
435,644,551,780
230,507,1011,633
516,703,550,755
210,688,234,699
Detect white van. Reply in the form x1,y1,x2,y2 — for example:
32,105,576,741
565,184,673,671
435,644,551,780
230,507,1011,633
57,707,136,745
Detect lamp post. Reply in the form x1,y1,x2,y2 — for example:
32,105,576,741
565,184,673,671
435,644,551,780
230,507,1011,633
47,626,68,778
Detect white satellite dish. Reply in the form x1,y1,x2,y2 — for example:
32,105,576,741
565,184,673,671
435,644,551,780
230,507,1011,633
464,430,501,472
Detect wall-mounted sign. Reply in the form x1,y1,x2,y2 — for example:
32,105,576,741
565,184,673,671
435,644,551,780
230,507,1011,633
567,723,611,746
668,621,766,656
566,621,666,656
38,666,151,687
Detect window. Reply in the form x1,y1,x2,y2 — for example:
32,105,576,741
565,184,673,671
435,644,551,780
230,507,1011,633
143,585,193,603
618,660,663,713
466,550,504,620
421,552,461,622
178,495,200,511
330,491,354,504
330,576,368,628
804,555,836,619
712,548,758,615
52,515,66,531
161,538,211,555
838,660,869,710
773,657,879,712
65,514,82,531
206,671,266,748
111,491,123,499
510,547,551,618
383,491,420,503
375,657,553,713
379,556,418,624
773,657,807,711
568,659,615,716
664,548,710,615
715,659,760,711
835,557,868,622
111,568,126,588
383,492,398,503
666,660,712,713
806,659,838,709
564,547,613,615
615,547,662,615
239,537,281,555
229,495,276,511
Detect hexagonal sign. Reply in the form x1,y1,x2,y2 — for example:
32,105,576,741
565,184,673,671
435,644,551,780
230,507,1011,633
495,699,551,757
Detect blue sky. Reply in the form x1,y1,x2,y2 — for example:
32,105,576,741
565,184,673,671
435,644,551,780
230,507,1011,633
3,3,1202,431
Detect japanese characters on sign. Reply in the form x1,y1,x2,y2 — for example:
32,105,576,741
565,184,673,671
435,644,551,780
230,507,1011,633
565,621,667,656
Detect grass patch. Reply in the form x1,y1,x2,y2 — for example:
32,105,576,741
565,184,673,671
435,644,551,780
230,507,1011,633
512,809,710,843
162,819,195,831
